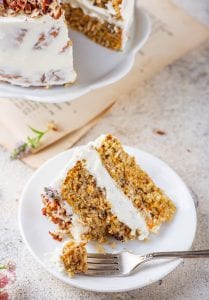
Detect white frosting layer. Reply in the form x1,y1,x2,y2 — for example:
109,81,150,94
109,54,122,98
52,135,149,240
120,0,135,47
67,0,135,48
69,0,119,24
70,214,88,240
0,14,76,87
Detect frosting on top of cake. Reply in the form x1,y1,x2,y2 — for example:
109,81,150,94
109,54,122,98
66,0,135,49
0,0,62,18
68,0,134,28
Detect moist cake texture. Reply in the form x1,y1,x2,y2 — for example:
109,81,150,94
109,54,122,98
42,134,176,275
61,240,87,276
96,135,176,231
64,0,135,50
61,160,133,242
64,4,123,50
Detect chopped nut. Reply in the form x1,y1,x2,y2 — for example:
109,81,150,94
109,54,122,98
49,231,63,241
0,0,62,19
153,129,166,136
47,121,58,131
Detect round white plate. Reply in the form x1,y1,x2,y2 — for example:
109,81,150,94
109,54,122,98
19,146,197,292
0,4,151,103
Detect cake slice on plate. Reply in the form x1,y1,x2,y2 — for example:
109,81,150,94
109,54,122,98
42,134,176,275
64,0,135,50
42,134,176,244
0,0,76,87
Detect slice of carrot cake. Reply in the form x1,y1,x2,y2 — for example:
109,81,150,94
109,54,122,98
42,134,176,245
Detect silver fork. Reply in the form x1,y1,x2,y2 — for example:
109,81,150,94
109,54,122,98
86,250,209,276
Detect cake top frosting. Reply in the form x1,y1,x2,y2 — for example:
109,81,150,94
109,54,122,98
0,0,62,18
85,0,122,19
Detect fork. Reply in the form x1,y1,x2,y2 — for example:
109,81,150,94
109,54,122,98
85,250,209,276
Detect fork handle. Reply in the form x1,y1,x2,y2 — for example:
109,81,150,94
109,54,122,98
148,250,209,259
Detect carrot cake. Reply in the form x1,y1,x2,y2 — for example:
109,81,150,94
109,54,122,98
0,0,135,87
42,134,176,275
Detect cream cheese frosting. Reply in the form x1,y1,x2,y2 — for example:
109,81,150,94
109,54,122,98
0,13,76,87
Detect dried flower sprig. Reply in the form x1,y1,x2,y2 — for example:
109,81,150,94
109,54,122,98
11,122,58,160
0,261,16,299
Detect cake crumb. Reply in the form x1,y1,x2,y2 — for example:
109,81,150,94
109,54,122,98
107,241,117,250
61,241,87,276
49,231,63,241
95,243,105,253
153,129,166,135
47,121,58,131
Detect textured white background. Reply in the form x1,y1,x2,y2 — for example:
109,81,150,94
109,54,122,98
0,1,209,299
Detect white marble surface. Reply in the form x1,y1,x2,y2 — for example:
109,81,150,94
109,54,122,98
0,1,209,299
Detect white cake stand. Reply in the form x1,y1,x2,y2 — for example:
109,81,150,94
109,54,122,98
0,4,151,103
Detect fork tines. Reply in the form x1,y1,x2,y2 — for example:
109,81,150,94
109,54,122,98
86,253,120,276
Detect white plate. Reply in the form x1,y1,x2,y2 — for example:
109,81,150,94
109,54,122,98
0,4,151,103
19,145,197,292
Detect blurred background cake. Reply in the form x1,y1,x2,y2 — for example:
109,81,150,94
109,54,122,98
0,0,135,87
0,0,76,87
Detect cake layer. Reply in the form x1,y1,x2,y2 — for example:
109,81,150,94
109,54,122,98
64,0,135,50
0,13,76,86
96,135,176,231
61,160,134,242
64,4,123,50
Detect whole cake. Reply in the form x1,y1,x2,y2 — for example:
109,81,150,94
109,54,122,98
42,134,176,275
0,0,135,87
